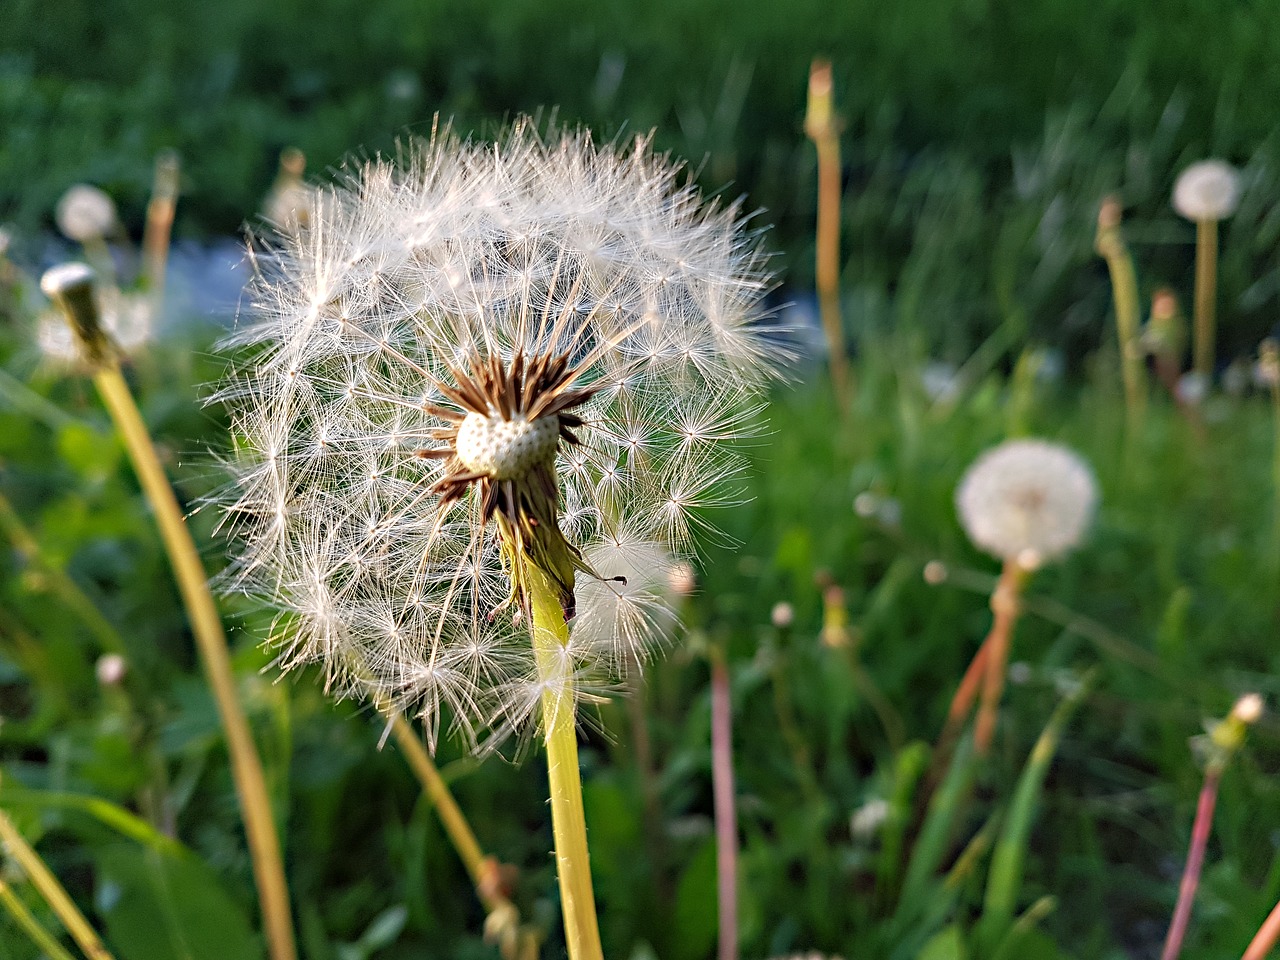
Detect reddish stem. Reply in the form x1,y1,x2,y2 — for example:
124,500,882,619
710,652,739,960
1242,895,1280,960
1161,767,1222,960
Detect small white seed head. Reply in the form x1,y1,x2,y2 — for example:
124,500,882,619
95,653,128,687
770,601,795,629
956,438,1098,565
923,560,949,585
1173,160,1242,222
1232,693,1264,726
55,184,118,242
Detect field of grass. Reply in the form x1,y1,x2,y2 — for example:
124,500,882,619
1,3,1279,959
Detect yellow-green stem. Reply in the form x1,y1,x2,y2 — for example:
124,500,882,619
0,876,80,960
1192,218,1218,379
1096,211,1146,427
90,366,297,960
526,563,604,960
804,59,849,410
388,715,489,903
0,803,115,960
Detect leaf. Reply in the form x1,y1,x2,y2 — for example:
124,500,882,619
93,844,264,960
672,838,718,960
917,924,967,960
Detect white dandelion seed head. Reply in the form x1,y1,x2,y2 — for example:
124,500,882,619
955,438,1098,565
55,184,118,242
214,117,784,748
1173,160,1242,222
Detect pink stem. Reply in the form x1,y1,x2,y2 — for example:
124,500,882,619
1161,767,1222,960
710,653,739,960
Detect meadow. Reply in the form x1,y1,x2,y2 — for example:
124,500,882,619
1,3,1279,959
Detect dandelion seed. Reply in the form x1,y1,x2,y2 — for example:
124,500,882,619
955,438,1097,566
215,118,784,748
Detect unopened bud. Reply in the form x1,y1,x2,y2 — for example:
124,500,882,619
40,263,112,367
922,560,948,585
95,653,127,687
1231,693,1264,726
770,601,794,629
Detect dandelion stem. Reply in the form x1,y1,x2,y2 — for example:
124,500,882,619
1242,895,1280,960
710,648,740,960
804,59,849,409
526,563,604,960
0,876,80,960
975,560,1025,754
1095,197,1146,428
0,488,127,657
142,150,180,302
1160,766,1221,960
1192,218,1218,380
0,799,115,960
90,366,297,960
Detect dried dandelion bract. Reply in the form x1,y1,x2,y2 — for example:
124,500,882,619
214,119,781,747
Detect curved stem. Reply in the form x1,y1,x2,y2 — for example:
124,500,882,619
91,366,297,960
0,876,80,960
526,564,604,960
975,560,1025,754
0,803,115,960
1242,894,1280,960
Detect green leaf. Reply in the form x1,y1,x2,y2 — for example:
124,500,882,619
672,838,718,960
917,924,967,960
94,844,264,960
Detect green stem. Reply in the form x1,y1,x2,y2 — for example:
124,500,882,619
1096,210,1146,428
526,563,604,960
0,801,115,960
1193,218,1218,380
90,366,297,960
0,877,80,960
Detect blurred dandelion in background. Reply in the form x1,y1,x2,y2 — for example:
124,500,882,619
955,438,1098,568
214,117,784,749
55,183,119,243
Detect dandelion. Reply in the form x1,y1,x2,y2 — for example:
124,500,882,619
215,117,782,956
55,184,118,243
1173,160,1242,380
948,438,1097,753
956,438,1097,566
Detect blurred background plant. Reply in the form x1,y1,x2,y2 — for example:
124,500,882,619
1,1,1279,957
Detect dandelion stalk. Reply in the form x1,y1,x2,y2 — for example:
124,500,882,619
1161,694,1262,960
387,711,536,958
0,798,115,960
1173,160,1241,382
0,876,80,960
1242,896,1280,960
528,563,604,960
1095,196,1146,427
804,58,849,409
41,264,297,960
709,646,739,960
142,150,180,301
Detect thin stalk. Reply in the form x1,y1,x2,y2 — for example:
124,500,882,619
804,59,849,409
0,876,80,960
90,367,296,960
710,648,739,960
1242,896,1280,960
0,487,126,656
1160,767,1221,960
526,563,603,960
0,803,115,960
975,560,1025,754
142,151,180,303
1192,218,1218,380
1095,197,1146,429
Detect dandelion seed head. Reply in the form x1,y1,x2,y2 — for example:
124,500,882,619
37,287,154,366
1173,160,1242,222
215,117,783,748
955,438,1097,565
55,184,118,242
